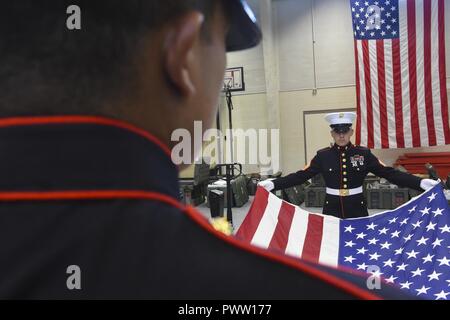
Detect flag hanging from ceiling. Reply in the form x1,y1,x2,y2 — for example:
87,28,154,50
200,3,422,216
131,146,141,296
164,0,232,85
236,186,450,300
351,0,450,149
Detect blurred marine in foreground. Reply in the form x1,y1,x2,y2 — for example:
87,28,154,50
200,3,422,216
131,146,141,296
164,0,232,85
0,1,409,299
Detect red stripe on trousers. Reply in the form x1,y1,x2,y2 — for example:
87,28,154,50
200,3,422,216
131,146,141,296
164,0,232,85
438,0,450,144
268,202,296,252
235,188,269,241
354,39,362,146
362,40,374,148
376,40,389,148
301,214,324,263
407,0,421,147
423,0,436,146
392,38,405,148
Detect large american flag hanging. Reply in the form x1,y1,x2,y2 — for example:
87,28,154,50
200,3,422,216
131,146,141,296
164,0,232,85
351,0,450,149
236,186,450,300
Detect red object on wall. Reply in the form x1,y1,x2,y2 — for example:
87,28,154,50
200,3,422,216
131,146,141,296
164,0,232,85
394,152,450,178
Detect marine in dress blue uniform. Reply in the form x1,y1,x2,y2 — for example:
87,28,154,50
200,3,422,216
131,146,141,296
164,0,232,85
264,113,437,218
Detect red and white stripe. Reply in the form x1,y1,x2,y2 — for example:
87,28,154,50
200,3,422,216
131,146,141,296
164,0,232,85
354,0,450,149
235,188,340,267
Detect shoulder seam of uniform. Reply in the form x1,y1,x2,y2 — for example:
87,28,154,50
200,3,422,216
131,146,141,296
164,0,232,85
354,145,369,151
0,188,380,300
0,115,173,159
184,204,382,300
317,147,331,154
0,190,185,209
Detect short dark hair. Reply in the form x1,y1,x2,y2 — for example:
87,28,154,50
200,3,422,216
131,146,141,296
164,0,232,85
0,0,226,116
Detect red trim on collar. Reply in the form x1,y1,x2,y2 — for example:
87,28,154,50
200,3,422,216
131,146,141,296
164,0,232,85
0,115,173,159
334,143,353,149
0,190,184,209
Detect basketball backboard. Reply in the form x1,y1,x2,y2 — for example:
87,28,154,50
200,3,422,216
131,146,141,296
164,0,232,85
223,67,245,92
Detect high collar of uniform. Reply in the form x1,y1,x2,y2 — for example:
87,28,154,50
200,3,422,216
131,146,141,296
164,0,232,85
0,115,180,200
334,142,353,152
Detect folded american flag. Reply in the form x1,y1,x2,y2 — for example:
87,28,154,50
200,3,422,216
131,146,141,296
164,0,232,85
236,185,450,300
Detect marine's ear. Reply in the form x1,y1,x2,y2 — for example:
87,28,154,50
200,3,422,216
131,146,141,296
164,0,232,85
163,12,205,97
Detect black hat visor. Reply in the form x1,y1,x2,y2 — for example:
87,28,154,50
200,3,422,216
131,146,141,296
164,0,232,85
226,0,262,52
331,124,352,134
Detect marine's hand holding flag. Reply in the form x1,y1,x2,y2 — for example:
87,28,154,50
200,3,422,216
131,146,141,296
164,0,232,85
420,179,441,190
257,179,275,192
